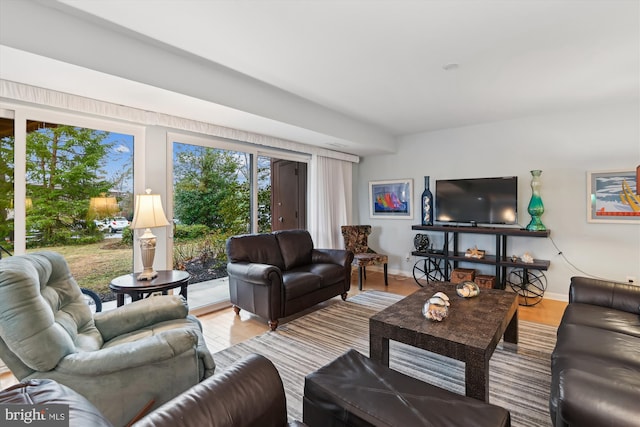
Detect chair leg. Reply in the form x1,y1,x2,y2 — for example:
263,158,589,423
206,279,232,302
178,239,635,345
384,263,388,286
358,267,363,291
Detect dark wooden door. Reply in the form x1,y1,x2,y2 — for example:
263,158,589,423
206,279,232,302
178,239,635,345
271,160,307,231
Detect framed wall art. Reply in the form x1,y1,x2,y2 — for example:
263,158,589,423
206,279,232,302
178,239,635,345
587,169,640,223
369,179,413,219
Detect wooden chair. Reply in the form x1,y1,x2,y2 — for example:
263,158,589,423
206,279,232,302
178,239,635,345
341,225,388,290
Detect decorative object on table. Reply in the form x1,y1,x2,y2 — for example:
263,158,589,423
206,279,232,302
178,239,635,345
369,179,413,219
587,169,640,224
130,189,170,280
422,291,450,321
511,254,518,262
420,176,434,226
456,281,480,298
475,274,496,289
526,169,547,231
465,246,485,259
521,252,534,264
413,233,431,252
450,268,476,284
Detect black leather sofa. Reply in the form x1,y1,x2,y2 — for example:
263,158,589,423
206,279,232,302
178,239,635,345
549,276,640,427
1,354,306,427
226,229,354,330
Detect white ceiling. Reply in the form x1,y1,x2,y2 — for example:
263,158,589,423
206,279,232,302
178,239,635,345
2,0,639,156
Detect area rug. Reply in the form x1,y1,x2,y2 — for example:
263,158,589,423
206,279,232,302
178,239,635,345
213,291,557,427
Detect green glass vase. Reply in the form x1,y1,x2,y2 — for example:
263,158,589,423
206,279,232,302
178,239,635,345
526,170,546,231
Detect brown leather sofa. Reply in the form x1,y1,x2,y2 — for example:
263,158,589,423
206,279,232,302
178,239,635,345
226,229,354,330
1,354,306,427
550,276,640,427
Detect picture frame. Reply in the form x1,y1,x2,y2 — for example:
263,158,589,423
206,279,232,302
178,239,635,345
587,169,640,223
369,179,413,219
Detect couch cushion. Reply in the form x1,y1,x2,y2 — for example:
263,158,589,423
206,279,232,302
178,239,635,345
303,264,346,287
558,303,640,338
282,272,322,300
275,230,314,270
554,323,640,369
227,233,285,270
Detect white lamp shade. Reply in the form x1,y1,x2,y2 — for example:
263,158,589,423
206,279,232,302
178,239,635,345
130,193,170,229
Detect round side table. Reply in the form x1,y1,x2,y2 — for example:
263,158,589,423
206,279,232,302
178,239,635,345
109,270,190,307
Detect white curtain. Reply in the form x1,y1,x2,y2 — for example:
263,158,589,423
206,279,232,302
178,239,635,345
309,155,352,249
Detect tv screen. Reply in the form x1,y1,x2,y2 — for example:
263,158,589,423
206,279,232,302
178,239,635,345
435,177,518,225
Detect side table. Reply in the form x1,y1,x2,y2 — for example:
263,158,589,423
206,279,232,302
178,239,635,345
109,270,190,307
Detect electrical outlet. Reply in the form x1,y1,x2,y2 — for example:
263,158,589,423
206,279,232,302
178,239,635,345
626,276,636,284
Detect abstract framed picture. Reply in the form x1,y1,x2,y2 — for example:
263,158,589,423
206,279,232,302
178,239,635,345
369,179,413,219
587,169,640,223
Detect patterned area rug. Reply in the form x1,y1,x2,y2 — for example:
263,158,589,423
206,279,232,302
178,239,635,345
213,291,556,427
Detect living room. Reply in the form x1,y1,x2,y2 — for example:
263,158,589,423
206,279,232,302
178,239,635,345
1,1,639,426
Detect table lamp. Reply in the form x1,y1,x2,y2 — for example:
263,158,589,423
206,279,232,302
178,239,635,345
130,189,170,280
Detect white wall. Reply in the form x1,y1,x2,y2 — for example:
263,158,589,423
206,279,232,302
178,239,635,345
355,102,640,300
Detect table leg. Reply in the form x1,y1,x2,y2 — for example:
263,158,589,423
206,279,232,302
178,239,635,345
504,309,518,344
117,293,125,307
181,283,188,300
466,350,490,402
369,333,389,366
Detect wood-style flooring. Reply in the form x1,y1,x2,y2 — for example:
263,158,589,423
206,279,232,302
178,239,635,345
199,270,567,353
0,270,567,387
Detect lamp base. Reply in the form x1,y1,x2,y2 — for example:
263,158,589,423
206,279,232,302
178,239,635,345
137,229,158,281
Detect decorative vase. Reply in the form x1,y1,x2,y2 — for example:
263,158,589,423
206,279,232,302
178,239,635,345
526,170,546,231
421,176,434,226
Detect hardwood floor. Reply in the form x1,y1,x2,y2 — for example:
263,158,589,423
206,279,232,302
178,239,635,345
198,270,567,353
0,271,566,388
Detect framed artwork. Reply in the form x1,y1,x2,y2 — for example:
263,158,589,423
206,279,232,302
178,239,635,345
369,179,413,219
587,169,640,223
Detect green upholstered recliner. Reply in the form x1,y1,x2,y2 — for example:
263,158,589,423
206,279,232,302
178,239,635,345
0,251,215,427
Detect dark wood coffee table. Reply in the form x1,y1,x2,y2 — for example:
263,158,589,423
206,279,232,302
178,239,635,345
369,282,518,402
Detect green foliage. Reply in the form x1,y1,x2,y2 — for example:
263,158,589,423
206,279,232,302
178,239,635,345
25,125,114,245
0,133,15,242
174,224,210,240
121,226,134,245
173,147,251,233
173,230,230,269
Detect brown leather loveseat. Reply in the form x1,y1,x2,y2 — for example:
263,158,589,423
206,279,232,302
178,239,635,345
226,229,354,330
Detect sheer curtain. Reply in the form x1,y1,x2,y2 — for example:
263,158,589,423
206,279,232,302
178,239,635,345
309,155,352,249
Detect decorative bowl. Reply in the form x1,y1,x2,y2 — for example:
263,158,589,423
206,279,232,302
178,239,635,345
456,281,480,298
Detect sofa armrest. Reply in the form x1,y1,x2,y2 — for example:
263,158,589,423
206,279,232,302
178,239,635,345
569,276,640,314
54,329,198,375
312,249,354,268
227,262,283,286
133,353,303,427
556,368,640,427
93,295,189,341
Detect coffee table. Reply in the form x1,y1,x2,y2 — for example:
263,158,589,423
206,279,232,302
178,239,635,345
369,282,518,402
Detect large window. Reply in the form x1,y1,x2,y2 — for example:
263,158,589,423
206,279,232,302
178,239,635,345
2,113,136,307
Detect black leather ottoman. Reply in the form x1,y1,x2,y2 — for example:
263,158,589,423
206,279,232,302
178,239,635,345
303,349,511,427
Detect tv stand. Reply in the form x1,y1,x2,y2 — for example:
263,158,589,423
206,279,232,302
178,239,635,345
411,225,550,301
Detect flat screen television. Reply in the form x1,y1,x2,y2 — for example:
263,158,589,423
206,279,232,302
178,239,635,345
435,176,518,225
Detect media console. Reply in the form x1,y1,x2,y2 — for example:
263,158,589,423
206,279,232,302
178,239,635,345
411,224,551,304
